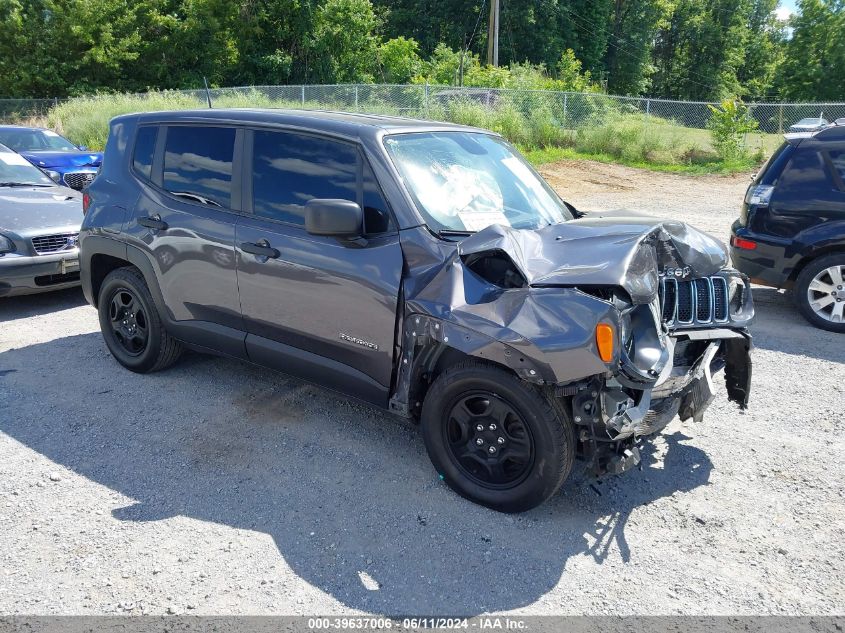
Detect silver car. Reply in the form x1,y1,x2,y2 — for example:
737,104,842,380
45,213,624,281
0,143,83,297
788,117,829,133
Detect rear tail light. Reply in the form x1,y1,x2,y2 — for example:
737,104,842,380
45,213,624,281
82,192,91,215
744,184,774,206
731,236,757,250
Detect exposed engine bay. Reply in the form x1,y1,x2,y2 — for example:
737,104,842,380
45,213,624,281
391,217,754,478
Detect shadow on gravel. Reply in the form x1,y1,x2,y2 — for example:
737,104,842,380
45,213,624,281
747,287,845,364
0,287,86,322
0,333,712,615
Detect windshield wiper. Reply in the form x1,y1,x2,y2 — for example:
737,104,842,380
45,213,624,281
0,182,52,188
437,229,475,238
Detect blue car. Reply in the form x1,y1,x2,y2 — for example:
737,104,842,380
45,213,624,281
0,125,102,191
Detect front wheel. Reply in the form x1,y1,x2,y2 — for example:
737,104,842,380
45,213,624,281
421,361,575,513
795,254,845,333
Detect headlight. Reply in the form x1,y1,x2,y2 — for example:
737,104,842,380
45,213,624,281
0,234,15,254
45,170,62,182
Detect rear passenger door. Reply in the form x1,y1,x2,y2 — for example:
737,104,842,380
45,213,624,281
235,128,403,405
128,124,245,356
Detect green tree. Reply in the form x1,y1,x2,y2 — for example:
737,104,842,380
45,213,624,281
651,0,757,100
737,0,785,99
377,36,425,83
776,0,845,100
604,0,668,95
309,0,380,83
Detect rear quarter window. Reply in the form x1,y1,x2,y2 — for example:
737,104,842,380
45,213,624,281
755,141,795,186
827,149,845,188
132,126,158,180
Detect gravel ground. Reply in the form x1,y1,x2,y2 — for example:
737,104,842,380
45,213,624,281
1,160,843,617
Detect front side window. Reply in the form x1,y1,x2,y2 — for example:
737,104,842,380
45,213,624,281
163,126,235,208
384,132,571,234
132,126,158,180
252,130,357,226
0,128,78,152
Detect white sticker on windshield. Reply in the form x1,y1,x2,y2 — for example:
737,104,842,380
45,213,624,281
43,130,60,137
457,210,511,231
0,152,32,166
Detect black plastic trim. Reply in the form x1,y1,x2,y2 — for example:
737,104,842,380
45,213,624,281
246,333,389,408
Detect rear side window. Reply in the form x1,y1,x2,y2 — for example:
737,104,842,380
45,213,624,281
163,126,236,208
132,126,158,180
252,130,357,226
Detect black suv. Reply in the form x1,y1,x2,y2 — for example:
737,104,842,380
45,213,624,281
81,110,754,512
731,121,845,332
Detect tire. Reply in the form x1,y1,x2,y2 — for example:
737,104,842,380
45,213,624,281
97,266,183,372
421,361,575,513
794,253,845,333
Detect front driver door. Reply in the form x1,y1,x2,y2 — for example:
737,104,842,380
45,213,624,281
235,128,403,406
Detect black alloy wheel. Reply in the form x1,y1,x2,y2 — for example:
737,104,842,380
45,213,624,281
107,287,149,356
444,392,534,488
97,267,182,373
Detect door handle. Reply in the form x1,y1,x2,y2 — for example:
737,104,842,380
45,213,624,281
137,214,168,231
240,240,280,259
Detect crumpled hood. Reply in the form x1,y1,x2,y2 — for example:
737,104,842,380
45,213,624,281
0,186,82,235
458,217,728,303
21,150,102,169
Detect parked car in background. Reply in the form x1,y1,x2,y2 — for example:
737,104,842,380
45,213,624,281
731,121,845,332
0,125,101,191
788,117,829,133
0,143,82,297
80,109,754,512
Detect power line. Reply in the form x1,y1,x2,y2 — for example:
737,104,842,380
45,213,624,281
466,0,487,54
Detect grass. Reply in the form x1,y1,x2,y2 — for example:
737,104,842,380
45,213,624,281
520,145,759,175
45,89,777,176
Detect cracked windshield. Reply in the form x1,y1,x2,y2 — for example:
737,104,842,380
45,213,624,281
384,132,572,233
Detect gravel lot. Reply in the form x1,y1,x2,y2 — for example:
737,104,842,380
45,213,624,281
1,160,843,616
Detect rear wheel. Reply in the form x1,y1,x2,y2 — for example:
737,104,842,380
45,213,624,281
795,254,845,333
421,361,575,512
98,267,183,372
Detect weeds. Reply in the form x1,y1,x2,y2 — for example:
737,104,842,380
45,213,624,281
46,90,771,174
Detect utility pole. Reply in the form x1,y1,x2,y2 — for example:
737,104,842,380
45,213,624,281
486,0,499,67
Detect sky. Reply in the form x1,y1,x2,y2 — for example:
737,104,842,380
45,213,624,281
776,0,798,20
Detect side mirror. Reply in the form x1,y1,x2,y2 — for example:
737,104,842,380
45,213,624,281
305,199,363,238
78,145,89,152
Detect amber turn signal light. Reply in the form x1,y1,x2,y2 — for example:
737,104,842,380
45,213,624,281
596,323,614,362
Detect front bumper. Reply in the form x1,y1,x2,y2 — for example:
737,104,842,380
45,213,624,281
0,249,81,297
573,330,752,476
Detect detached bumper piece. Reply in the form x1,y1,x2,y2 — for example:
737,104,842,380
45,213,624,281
569,330,752,478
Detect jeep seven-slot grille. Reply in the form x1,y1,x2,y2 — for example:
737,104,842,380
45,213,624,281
31,233,78,255
64,171,96,190
659,276,729,326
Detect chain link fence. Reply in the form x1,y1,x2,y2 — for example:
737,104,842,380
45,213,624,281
4,85,844,157
4,85,844,132
0,98,61,123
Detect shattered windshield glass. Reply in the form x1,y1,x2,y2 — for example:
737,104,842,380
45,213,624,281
384,132,572,233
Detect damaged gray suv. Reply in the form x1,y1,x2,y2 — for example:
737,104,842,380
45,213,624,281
80,110,754,512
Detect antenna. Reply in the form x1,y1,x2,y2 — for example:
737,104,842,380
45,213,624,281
203,77,213,108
